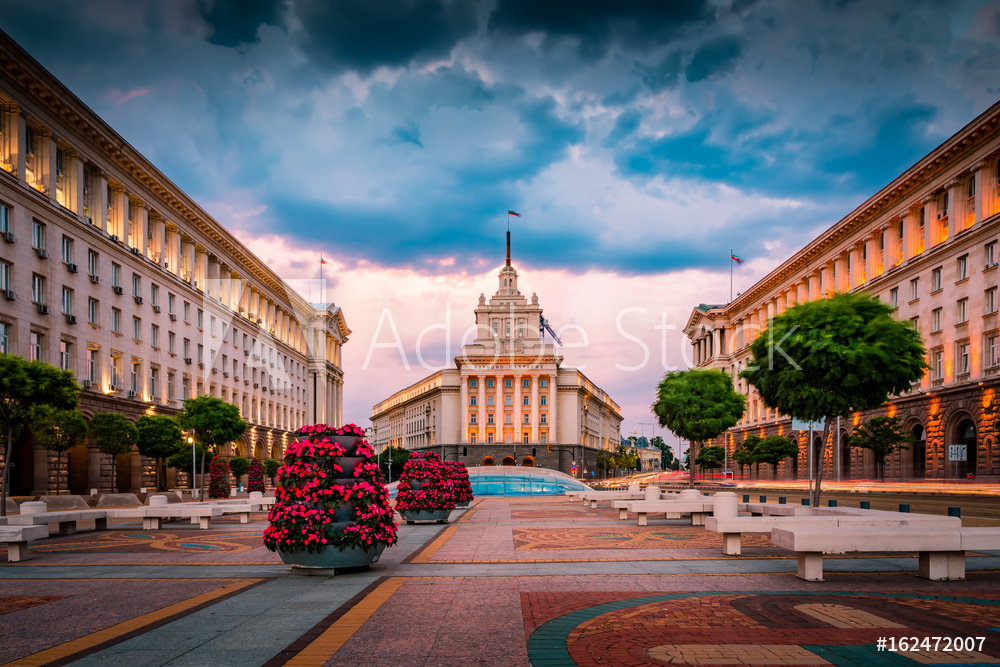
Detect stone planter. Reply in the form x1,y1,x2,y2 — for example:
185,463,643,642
398,508,451,524
338,457,366,477
331,435,364,456
455,500,471,508
408,479,425,490
277,542,386,572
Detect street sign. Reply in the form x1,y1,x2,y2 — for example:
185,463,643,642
948,445,967,462
791,418,825,431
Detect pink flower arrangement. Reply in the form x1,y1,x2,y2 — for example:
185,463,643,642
263,423,397,554
395,452,457,512
444,461,474,503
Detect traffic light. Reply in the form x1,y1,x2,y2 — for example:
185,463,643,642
547,442,551,453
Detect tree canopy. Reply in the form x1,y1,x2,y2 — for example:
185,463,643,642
177,396,247,499
739,292,926,503
694,444,725,472
848,415,912,481
89,412,138,492
0,356,79,514
653,368,745,486
650,435,676,470
28,406,88,494
136,415,185,491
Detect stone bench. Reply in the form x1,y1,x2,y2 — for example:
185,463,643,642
580,491,646,509
202,501,254,523
104,506,225,530
769,525,1000,581
625,500,716,526
8,508,109,535
0,525,49,562
740,503,813,517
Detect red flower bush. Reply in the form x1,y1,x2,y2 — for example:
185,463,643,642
263,423,397,554
208,455,232,499
445,461,474,504
395,452,456,512
247,459,265,493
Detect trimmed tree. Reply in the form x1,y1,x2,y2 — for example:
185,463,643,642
741,292,927,506
754,436,801,480
166,444,208,484
848,416,913,481
89,413,138,493
28,406,88,495
176,396,247,501
732,442,756,479
135,415,184,491
263,458,280,487
229,456,250,491
694,444,726,478
374,445,410,483
650,435,675,470
247,459,265,493
653,369,746,487
0,356,79,515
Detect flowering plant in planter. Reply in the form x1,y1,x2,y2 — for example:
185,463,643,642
263,423,396,557
295,422,366,440
445,461,474,505
247,459,265,493
395,452,456,513
208,455,232,498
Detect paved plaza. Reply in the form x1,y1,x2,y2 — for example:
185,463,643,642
2,496,1000,666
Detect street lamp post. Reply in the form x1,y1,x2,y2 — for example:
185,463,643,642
188,435,196,498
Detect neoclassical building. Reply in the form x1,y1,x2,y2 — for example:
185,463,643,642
371,234,622,476
685,99,1000,482
0,31,348,494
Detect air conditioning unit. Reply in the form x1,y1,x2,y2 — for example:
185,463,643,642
67,263,78,273
37,303,49,315
113,285,124,295
169,313,177,321
83,379,92,388
35,247,48,259
270,362,275,368
2,231,14,243
243,349,249,356
223,372,229,378
198,362,205,369
128,390,136,398
244,379,249,385
253,355,260,361
134,295,143,304
130,247,141,256
2,290,14,301
254,383,259,388
66,314,77,324
109,384,117,392
152,304,161,313
233,375,239,381
184,357,192,364
211,367,218,374
111,235,120,243
89,274,100,284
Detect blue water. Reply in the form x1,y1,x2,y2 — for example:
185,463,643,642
389,466,590,497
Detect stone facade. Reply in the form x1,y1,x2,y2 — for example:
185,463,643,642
371,233,623,477
0,32,348,494
684,100,1000,482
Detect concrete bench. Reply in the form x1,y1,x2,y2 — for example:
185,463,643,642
104,506,224,530
8,509,109,535
741,503,813,517
0,525,49,562
203,501,254,523
580,491,646,509
625,501,716,526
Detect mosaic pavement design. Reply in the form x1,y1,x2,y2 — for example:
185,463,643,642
0,595,67,616
512,525,776,551
511,508,621,520
23,530,260,554
525,590,1000,666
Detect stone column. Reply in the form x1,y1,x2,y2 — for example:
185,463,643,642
530,374,539,442
477,374,485,442
972,161,989,226
945,180,962,237
195,247,208,293
135,203,148,257
9,107,25,180
921,197,935,251
71,151,84,216
866,234,879,281
549,373,558,444
40,129,55,199
513,374,522,442
460,377,468,442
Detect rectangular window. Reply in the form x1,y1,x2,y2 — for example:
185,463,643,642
183,302,190,322
492,321,498,335
909,277,919,301
87,349,98,382
522,395,530,406
987,287,998,315
470,378,477,388
210,315,216,335
111,263,120,288
487,433,494,444
916,209,926,254
540,413,547,424
151,324,159,348
32,220,44,249
540,378,548,387
61,236,72,263
62,287,72,315
505,414,512,424
31,274,45,304
231,326,237,345
88,249,98,277
986,332,999,370
197,344,204,364
150,284,159,306
505,378,512,388
931,308,942,332
487,378,495,388
150,367,159,399
470,413,477,424
931,267,942,291
505,395,512,406
182,377,190,399
986,241,998,269
470,433,477,444
470,396,477,406
168,293,175,314
29,332,41,362
487,413,494,424
183,338,190,358
889,287,898,309
88,298,98,325
540,396,547,406
487,396,494,406
931,348,944,381
130,362,140,393
957,254,968,281
133,316,141,341
167,373,174,400
0,260,10,291
111,355,122,389
957,341,970,375
168,331,175,353
0,203,9,234
132,273,140,296
523,414,529,424
957,298,968,324
112,308,121,333
59,341,70,371
522,378,530,388
197,309,203,329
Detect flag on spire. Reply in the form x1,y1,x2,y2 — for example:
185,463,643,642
508,209,520,217
320,256,327,264
730,252,742,264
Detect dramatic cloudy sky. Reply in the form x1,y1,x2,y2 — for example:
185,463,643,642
4,0,999,452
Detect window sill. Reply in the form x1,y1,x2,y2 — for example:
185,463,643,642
984,263,998,273
955,277,969,285
955,320,969,328
908,298,920,305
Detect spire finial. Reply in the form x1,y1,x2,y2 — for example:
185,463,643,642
506,230,511,267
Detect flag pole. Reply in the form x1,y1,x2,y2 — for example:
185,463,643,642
730,250,733,303
320,254,324,305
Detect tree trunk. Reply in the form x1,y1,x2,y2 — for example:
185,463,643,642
1,423,11,517
198,448,207,500
812,420,833,507
110,453,116,493
688,443,695,488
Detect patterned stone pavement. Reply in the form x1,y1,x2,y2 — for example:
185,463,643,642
0,496,998,666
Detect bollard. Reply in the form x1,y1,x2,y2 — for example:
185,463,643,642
948,506,961,518
778,497,786,504
860,501,870,510
759,495,767,503
801,498,811,506
899,503,910,513
742,494,750,503
828,499,837,507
